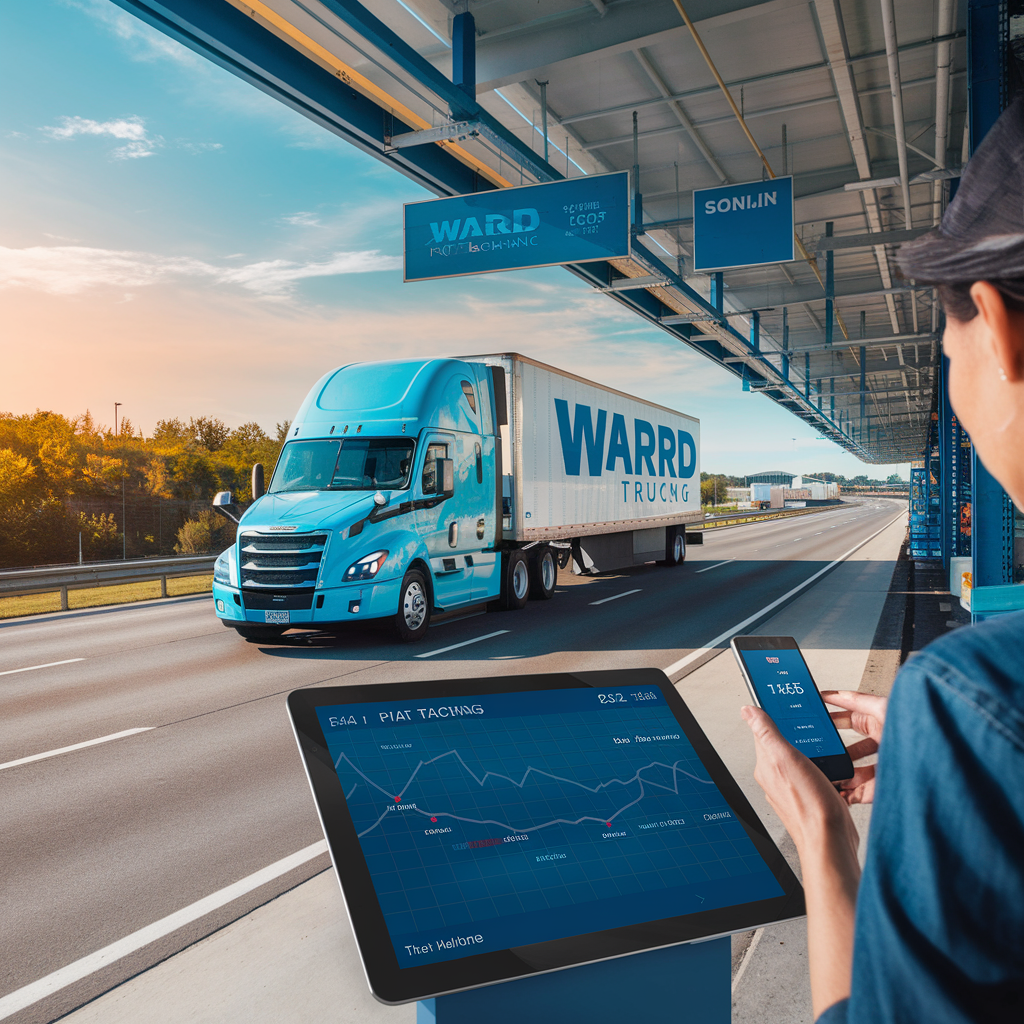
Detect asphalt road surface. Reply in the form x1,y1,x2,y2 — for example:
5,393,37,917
0,499,904,1023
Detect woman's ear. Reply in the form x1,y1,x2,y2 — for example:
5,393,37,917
970,282,1024,382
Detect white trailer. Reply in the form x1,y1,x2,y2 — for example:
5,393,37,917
479,354,702,573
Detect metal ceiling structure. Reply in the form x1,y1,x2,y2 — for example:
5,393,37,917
112,0,967,463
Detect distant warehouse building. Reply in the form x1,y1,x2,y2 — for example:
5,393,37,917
733,473,840,507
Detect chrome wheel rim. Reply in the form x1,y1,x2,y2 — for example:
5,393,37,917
512,560,529,600
673,534,685,562
403,581,427,630
540,552,556,591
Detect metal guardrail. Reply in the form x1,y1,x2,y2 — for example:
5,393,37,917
0,555,217,610
695,502,855,531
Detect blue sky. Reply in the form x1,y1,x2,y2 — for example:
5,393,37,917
0,0,907,479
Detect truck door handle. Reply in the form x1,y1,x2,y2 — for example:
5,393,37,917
448,521,458,547
476,517,485,540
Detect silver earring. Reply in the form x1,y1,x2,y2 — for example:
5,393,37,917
999,368,1008,381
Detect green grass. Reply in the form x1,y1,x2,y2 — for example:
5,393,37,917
0,575,214,620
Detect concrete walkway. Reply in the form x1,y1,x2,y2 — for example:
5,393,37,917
59,514,906,1024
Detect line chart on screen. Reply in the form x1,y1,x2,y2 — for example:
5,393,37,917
336,748,717,838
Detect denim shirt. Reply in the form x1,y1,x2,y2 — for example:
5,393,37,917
818,611,1024,1023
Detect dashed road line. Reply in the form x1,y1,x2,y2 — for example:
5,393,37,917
0,728,153,773
0,658,84,678
694,560,734,574
415,630,510,658
589,589,642,606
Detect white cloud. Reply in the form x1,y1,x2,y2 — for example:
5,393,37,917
283,212,323,228
0,245,401,298
66,0,201,67
41,115,160,159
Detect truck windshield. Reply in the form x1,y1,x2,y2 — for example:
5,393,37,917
269,438,415,493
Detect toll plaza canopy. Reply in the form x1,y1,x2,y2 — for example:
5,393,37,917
113,0,966,463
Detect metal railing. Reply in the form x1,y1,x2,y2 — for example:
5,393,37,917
0,555,217,611
696,502,854,531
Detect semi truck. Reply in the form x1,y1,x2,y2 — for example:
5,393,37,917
210,354,701,642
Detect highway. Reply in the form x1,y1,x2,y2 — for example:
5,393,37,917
0,499,904,1024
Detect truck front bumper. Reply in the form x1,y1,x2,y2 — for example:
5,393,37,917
212,578,402,627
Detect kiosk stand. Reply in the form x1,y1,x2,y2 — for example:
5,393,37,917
416,938,730,1024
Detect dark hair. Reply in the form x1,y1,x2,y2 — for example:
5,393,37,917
935,279,1024,322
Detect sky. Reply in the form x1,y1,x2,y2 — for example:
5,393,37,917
0,0,908,480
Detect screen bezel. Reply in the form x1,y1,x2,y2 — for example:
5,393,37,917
288,668,805,1005
730,636,855,783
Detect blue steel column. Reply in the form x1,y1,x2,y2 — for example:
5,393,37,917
451,11,475,100
968,0,1014,598
710,272,724,314
782,307,790,380
824,221,834,348
804,351,810,399
750,310,760,354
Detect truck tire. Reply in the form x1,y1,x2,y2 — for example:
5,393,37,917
499,549,530,610
659,527,686,567
528,546,557,600
233,625,288,642
394,569,431,642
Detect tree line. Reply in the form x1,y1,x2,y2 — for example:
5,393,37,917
0,411,287,568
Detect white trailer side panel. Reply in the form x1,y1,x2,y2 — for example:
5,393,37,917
485,354,700,541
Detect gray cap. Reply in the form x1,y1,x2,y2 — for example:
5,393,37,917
898,94,1024,283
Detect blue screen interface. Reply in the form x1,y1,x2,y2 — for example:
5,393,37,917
315,686,783,968
738,648,846,758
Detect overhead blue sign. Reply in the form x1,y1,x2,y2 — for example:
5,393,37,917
404,171,629,282
692,176,794,272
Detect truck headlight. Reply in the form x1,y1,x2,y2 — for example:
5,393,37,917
214,546,236,586
344,550,389,581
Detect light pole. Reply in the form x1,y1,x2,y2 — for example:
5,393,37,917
115,402,125,560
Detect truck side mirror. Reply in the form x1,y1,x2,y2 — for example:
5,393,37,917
439,458,454,496
251,463,265,500
423,458,455,496
212,490,241,524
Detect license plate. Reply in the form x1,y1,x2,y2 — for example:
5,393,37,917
265,610,290,624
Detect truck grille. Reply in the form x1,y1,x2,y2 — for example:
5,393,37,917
239,532,328,589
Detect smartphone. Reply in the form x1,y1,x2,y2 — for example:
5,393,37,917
730,635,854,783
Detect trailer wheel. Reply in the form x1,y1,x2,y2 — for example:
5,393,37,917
394,569,430,641
528,547,557,600
658,527,686,567
233,625,288,642
499,549,531,609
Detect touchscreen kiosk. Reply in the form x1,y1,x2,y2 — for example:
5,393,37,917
288,669,803,1004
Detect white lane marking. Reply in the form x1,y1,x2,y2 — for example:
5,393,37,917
663,511,906,679
792,538,803,542
415,630,510,659
589,589,642,606
0,728,153,773
814,532,823,535
694,560,733,574
732,927,765,994
0,840,328,1019
0,658,84,678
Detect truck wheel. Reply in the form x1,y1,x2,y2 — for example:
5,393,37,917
659,527,686,567
528,547,557,600
394,569,430,642
233,625,288,642
500,549,530,610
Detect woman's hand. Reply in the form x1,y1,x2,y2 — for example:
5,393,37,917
821,690,887,806
740,705,859,856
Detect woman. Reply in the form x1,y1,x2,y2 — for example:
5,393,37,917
743,95,1024,1022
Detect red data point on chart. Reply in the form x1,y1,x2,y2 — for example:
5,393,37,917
431,817,437,822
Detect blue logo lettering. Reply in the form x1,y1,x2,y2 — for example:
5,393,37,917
634,419,656,476
554,400,606,477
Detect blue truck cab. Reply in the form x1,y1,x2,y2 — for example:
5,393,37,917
211,358,512,642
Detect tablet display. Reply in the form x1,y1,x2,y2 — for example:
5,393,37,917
289,670,802,1003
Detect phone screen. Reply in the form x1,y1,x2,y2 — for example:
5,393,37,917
736,648,846,759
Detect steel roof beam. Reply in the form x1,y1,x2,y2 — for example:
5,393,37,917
472,0,783,90
813,0,901,334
